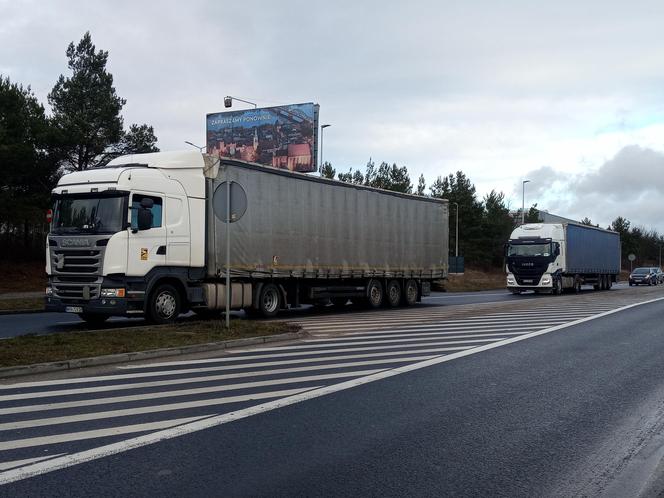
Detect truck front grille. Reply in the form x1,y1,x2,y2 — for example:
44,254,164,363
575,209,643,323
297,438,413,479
50,246,105,302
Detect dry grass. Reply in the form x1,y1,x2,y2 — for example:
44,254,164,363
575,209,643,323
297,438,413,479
0,320,298,368
0,297,44,312
436,268,506,292
0,261,45,293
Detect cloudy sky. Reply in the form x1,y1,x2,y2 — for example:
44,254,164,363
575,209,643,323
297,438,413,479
2,0,664,230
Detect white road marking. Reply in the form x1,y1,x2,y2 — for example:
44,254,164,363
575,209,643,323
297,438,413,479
235,337,508,353
0,369,383,406
1,297,660,484
0,454,66,471
0,416,210,452
2,347,472,388
304,324,561,340
0,356,438,411
0,387,318,431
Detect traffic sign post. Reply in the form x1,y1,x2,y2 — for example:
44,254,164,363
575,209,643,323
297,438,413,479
628,253,636,273
213,175,248,328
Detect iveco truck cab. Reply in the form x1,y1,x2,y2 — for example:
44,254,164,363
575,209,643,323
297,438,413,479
506,223,620,295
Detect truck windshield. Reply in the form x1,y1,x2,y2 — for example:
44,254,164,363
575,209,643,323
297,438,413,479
52,194,127,234
508,243,551,257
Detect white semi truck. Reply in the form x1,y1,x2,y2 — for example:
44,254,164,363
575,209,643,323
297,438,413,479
506,223,621,294
45,151,448,323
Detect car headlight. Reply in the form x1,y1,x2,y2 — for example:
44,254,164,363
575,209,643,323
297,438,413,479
101,288,126,298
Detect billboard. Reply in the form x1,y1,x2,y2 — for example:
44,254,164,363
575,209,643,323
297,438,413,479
206,102,319,173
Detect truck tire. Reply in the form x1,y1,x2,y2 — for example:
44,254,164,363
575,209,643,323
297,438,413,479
552,278,562,295
403,279,418,306
148,284,181,324
78,313,109,326
385,280,401,308
258,283,281,318
365,279,384,308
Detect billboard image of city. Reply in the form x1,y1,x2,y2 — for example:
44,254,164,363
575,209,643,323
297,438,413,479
206,102,319,173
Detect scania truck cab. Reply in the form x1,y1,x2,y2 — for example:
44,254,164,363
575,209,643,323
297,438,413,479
46,151,211,324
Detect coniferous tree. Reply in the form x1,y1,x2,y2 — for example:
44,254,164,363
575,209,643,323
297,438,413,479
320,162,336,179
0,76,60,256
416,174,426,196
48,32,158,170
49,32,126,171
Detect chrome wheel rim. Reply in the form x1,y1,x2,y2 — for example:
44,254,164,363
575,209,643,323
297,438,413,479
389,284,399,304
369,284,382,305
155,291,177,319
406,282,417,303
262,289,279,313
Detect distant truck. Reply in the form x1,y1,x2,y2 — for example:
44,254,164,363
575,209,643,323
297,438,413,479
45,151,448,323
506,223,621,294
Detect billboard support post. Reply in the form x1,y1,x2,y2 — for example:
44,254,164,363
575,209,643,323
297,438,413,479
225,165,231,329
320,124,331,173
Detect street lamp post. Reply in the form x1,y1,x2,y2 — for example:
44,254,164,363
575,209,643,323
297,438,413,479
320,124,331,173
521,180,531,225
452,202,459,257
184,141,205,153
224,96,257,109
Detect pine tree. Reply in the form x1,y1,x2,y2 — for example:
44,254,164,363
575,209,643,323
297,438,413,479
0,76,60,256
416,174,426,196
48,32,126,171
320,162,336,179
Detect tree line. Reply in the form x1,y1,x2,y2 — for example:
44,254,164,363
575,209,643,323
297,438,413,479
323,161,664,270
0,32,159,259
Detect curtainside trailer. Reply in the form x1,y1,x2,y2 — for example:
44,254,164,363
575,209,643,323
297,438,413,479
45,151,448,323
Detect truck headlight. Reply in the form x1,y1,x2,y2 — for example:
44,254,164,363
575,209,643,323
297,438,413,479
101,288,126,298
507,276,516,285
540,276,552,285
45,287,53,296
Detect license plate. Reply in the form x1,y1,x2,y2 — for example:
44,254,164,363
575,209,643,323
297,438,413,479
65,306,83,313
523,279,533,283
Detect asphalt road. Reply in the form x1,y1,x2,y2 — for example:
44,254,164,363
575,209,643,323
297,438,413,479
0,284,629,339
2,287,664,496
0,289,519,339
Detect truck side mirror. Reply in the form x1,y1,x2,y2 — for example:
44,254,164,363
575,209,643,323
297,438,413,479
554,243,560,256
137,198,154,231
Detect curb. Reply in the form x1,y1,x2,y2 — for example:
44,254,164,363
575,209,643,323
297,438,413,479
0,330,308,380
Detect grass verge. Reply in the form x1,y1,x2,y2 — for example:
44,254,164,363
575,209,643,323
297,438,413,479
0,261,45,293
0,320,299,368
0,297,44,313
436,268,507,292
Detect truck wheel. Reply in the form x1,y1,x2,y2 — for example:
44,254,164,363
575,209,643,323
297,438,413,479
148,284,181,324
258,283,281,318
365,279,384,308
385,280,401,308
78,313,109,326
403,279,418,306
552,278,562,295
